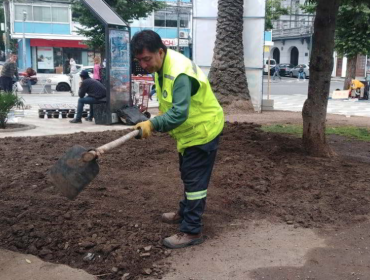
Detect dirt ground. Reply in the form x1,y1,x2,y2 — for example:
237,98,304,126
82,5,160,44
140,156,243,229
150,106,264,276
1,111,370,279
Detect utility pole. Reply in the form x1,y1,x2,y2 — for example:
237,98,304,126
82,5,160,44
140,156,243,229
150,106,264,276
4,0,10,58
177,0,180,52
23,11,27,69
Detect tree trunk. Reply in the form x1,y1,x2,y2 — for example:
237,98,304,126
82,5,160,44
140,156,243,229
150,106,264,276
302,0,340,157
343,56,356,90
208,0,254,112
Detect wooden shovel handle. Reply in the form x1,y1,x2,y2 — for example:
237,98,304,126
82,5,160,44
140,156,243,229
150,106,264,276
82,130,140,162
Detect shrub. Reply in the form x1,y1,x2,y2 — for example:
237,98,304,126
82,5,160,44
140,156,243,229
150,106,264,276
0,91,24,129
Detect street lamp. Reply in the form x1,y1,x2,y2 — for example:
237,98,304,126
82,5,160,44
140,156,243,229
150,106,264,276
22,11,27,69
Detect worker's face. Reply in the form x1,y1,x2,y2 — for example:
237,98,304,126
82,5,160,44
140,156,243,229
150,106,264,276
10,55,17,62
134,48,165,74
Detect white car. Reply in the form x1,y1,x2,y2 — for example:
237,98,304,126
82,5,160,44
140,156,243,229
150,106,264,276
46,65,93,92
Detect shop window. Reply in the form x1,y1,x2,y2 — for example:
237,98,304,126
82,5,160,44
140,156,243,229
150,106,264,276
33,6,51,22
52,7,69,23
14,5,33,21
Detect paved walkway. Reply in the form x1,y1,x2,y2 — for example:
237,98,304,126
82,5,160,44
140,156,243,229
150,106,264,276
264,79,370,118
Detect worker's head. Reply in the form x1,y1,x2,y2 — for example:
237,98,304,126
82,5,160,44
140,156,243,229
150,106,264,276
131,30,167,74
80,70,90,80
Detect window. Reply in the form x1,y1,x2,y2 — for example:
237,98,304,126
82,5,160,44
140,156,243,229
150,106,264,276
180,14,189,28
15,5,32,21
14,4,70,23
52,7,69,23
154,11,165,27
33,6,51,22
154,11,190,28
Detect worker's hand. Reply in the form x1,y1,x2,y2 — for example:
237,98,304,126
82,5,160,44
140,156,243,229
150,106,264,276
134,120,153,139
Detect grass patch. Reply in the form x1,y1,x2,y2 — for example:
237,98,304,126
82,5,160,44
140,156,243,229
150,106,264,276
261,124,370,141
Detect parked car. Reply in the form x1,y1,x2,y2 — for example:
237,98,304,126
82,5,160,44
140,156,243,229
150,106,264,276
46,64,93,92
277,63,294,76
289,64,310,79
269,63,294,76
263,59,276,74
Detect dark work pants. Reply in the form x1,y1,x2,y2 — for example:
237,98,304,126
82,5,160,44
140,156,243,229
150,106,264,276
178,135,220,234
1,76,13,92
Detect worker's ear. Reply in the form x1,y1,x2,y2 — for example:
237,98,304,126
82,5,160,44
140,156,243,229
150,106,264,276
158,48,165,59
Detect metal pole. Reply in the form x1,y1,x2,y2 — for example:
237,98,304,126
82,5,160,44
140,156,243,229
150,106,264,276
23,11,27,69
177,0,180,52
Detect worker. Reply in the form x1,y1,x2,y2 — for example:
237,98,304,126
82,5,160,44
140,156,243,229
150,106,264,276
350,79,365,99
69,70,106,123
131,30,224,249
0,53,19,92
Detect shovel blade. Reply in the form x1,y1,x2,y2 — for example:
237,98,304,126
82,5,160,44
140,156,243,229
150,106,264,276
49,145,99,200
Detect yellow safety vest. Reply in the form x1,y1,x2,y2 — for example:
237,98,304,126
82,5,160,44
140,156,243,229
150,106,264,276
155,49,224,153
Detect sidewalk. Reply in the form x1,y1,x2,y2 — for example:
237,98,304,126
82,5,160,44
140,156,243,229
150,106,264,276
2,92,159,138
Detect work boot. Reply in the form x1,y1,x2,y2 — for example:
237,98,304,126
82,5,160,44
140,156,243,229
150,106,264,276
70,118,82,123
161,212,182,224
163,232,204,249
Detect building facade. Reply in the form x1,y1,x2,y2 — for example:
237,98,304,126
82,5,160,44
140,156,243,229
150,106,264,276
9,0,94,73
130,0,192,58
270,0,367,78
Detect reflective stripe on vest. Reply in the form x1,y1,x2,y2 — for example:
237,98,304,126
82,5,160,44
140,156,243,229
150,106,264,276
186,190,207,200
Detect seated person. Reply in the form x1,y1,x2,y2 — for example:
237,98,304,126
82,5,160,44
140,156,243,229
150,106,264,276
23,67,37,94
350,79,365,99
70,70,107,123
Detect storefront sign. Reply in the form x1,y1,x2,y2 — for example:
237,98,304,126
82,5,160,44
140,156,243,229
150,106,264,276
162,39,189,47
37,47,54,70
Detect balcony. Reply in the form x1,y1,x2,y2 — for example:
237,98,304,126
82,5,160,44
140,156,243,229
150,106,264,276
272,26,313,39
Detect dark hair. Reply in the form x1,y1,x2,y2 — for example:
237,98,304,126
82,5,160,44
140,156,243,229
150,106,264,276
11,52,17,56
131,30,167,56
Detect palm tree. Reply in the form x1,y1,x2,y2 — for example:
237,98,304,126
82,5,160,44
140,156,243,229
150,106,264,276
208,0,254,111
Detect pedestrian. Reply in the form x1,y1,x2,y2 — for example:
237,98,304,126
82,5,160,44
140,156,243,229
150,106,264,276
23,67,37,94
350,79,365,99
70,58,77,73
69,70,106,123
272,64,281,80
93,57,102,82
0,53,19,92
297,66,305,81
131,30,224,249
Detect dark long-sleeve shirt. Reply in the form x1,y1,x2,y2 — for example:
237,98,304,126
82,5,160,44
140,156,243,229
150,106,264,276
78,77,107,99
150,72,199,133
1,60,18,79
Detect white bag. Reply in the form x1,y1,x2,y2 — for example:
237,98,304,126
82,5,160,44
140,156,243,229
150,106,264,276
16,81,23,92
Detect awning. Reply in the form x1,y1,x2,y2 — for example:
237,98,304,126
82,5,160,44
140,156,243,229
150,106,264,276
30,39,88,49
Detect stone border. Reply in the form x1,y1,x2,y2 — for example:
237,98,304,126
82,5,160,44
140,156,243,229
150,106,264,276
0,124,37,133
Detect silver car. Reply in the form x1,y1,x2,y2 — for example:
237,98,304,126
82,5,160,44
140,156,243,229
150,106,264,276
289,64,310,79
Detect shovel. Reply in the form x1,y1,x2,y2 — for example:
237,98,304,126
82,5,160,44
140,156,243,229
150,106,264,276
49,129,140,200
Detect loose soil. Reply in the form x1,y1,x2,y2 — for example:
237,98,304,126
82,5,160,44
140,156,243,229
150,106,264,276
1,120,370,279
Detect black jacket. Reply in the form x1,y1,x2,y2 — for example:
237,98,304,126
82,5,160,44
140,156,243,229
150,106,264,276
78,77,107,99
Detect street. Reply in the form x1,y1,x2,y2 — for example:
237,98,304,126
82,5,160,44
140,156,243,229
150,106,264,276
262,76,370,117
